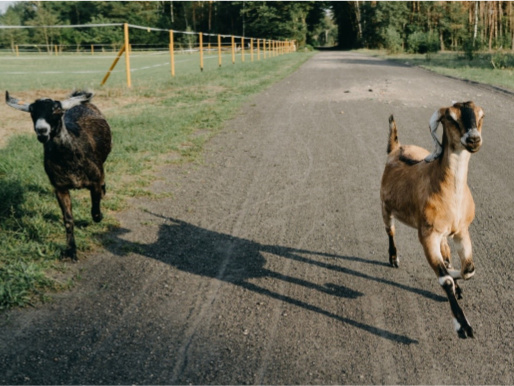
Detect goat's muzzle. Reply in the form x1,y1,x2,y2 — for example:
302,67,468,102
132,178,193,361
461,128,482,153
34,118,52,143
36,133,50,143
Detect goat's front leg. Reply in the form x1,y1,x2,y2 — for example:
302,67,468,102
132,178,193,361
440,237,452,269
420,231,473,338
454,229,476,280
55,189,77,260
90,184,104,223
440,237,463,299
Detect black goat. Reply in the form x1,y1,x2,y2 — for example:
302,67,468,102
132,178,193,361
6,90,112,260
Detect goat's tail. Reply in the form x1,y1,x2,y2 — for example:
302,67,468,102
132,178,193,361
387,114,400,154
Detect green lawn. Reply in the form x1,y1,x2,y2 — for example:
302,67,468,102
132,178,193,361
0,50,315,310
0,49,277,90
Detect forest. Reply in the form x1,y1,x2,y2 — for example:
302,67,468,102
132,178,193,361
0,1,513,55
336,1,514,54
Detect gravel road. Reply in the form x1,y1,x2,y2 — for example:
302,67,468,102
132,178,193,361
1,51,514,384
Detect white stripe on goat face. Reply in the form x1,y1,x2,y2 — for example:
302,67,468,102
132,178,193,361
35,118,51,142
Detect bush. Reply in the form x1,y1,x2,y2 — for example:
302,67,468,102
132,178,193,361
385,27,403,54
407,31,439,54
489,51,514,69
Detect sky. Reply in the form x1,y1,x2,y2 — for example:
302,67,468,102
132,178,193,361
0,1,16,15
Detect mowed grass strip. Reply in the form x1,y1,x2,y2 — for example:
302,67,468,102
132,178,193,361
0,51,315,309
368,49,514,92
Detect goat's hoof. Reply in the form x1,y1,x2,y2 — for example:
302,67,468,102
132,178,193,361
61,249,77,261
454,317,474,339
457,325,474,339
389,255,399,268
92,212,103,223
462,263,475,280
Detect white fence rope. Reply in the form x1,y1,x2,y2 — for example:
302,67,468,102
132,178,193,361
1,22,295,86
0,23,280,42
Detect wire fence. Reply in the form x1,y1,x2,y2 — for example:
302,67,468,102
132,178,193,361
0,22,296,87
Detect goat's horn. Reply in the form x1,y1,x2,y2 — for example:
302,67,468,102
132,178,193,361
424,108,444,162
60,91,93,110
5,91,30,112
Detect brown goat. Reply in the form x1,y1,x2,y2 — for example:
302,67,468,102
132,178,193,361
6,90,112,260
380,102,484,339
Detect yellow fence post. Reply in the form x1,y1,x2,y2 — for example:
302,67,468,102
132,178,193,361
217,34,222,67
101,45,126,86
241,36,245,62
169,30,175,77
15,45,19,57
250,38,254,61
231,35,235,64
199,32,204,71
124,23,132,88
257,39,260,60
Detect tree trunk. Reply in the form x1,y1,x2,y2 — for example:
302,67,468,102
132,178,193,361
473,1,478,44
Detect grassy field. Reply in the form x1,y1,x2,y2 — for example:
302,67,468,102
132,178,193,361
0,50,315,310
370,49,514,92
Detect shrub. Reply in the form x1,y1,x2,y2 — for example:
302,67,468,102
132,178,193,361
408,31,439,54
385,27,403,54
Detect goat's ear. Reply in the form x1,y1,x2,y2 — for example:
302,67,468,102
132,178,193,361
5,91,31,113
60,92,91,110
425,108,445,162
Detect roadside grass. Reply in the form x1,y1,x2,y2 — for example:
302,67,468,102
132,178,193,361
368,49,514,92
0,51,316,310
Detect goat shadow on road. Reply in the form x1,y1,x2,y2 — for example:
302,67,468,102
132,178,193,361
101,213,447,346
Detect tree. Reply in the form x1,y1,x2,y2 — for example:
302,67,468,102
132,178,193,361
0,7,29,51
26,2,62,53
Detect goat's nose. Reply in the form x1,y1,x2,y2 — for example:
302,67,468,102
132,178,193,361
466,135,481,145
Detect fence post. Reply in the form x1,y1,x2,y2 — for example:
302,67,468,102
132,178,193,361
257,39,260,60
251,38,254,61
217,34,222,67
123,23,132,88
199,32,204,71
101,45,126,86
241,36,245,62
169,30,175,77
231,35,235,64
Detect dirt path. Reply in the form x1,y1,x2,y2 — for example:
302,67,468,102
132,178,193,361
2,51,514,384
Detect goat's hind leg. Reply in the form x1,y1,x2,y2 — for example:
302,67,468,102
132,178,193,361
55,189,77,260
382,205,399,268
